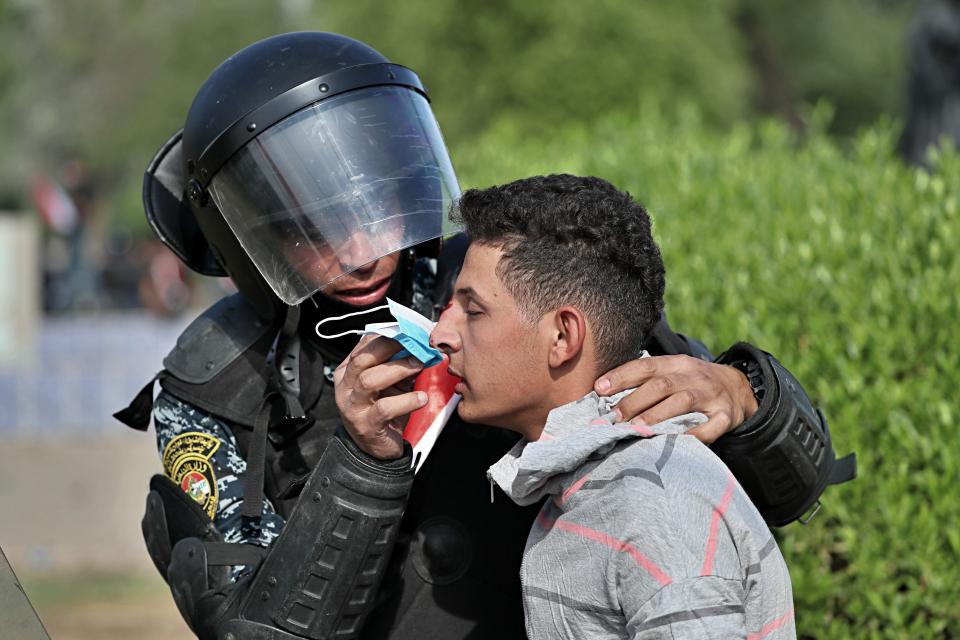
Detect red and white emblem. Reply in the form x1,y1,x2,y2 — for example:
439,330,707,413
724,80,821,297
181,470,212,504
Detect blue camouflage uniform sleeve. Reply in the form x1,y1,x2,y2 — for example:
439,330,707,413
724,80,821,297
152,389,285,579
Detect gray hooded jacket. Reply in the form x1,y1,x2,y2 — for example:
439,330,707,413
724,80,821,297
488,390,796,639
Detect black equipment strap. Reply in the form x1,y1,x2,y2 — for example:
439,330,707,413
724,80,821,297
242,305,313,521
203,542,267,567
242,398,274,519
275,305,306,418
830,453,858,485
113,372,164,431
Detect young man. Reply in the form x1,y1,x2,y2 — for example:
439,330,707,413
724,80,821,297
430,174,796,639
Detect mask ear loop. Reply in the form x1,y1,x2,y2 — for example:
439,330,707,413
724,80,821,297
315,304,390,339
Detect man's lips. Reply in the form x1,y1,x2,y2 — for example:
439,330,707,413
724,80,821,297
446,365,465,394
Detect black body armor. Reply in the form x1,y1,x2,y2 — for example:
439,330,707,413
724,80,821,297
120,257,542,638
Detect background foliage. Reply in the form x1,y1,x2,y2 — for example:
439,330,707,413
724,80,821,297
3,0,956,636
0,0,921,223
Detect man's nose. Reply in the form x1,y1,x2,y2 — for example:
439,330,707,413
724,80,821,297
429,306,460,354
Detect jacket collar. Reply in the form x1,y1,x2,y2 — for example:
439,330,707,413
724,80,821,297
487,389,705,506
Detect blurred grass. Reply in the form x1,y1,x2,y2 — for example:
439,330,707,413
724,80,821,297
455,104,960,638
19,570,167,610
18,570,189,640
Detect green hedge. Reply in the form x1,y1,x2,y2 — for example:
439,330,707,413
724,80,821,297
454,106,960,639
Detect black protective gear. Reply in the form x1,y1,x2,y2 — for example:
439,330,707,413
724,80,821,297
646,312,713,361
226,428,413,639
202,83,459,308
167,538,236,640
181,32,390,190
142,32,460,316
143,128,226,279
142,474,263,639
712,342,857,526
142,474,221,578
643,321,855,526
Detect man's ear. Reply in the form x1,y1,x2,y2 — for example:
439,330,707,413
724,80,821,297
546,306,588,369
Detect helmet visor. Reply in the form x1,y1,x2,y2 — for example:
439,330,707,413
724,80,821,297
208,86,461,305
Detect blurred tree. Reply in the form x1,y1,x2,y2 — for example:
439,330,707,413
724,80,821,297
898,0,960,165
322,0,752,145
0,0,320,230
0,0,30,209
738,0,920,135
0,0,928,235
322,0,922,141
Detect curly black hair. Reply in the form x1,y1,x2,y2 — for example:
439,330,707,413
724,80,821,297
452,174,665,371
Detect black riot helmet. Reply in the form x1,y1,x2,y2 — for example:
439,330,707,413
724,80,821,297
143,32,461,318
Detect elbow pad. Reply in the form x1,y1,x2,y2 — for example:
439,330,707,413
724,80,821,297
712,343,857,527
221,427,414,640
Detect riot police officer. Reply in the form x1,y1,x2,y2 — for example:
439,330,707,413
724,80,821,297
116,31,856,640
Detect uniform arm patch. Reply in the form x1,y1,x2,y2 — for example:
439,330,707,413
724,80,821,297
162,432,221,520
153,390,286,573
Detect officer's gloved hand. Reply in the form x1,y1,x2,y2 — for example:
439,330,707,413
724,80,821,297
167,538,248,640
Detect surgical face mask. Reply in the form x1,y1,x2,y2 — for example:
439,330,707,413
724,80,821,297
315,297,443,367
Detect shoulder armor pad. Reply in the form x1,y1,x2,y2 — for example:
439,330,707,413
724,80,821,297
713,342,857,526
164,294,275,384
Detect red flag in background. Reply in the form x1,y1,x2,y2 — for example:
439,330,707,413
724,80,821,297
30,175,78,234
